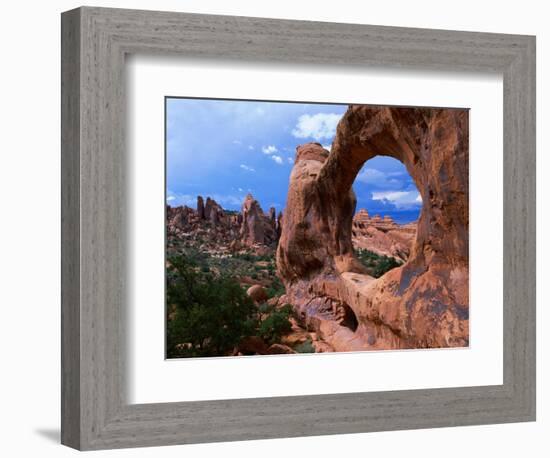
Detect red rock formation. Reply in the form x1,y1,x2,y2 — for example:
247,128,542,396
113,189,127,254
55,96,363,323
197,195,205,219
276,211,283,239
166,205,196,236
269,207,276,227
204,197,225,225
239,336,268,355
352,209,417,262
240,193,278,247
167,197,239,255
168,193,281,258
277,105,469,351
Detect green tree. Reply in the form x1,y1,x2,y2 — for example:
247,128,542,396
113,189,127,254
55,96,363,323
167,255,258,358
372,255,401,278
266,276,285,298
258,304,293,345
354,248,402,278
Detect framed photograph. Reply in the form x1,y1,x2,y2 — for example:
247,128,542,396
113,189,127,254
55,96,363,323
163,97,470,359
61,6,536,450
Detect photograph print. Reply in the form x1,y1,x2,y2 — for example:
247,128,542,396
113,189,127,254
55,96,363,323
165,98,469,358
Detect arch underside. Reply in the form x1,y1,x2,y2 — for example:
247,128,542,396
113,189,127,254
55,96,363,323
276,105,469,351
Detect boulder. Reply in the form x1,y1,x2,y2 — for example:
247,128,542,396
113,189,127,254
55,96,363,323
238,336,268,355
246,285,269,303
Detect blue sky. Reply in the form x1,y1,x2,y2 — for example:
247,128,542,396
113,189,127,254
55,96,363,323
166,98,421,224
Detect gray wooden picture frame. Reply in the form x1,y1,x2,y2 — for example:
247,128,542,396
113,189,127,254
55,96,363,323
61,6,536,451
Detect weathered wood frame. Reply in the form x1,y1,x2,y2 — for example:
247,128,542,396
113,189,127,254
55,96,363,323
61,6,536,450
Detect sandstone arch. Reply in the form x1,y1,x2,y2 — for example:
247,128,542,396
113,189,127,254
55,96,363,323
276,105,469,351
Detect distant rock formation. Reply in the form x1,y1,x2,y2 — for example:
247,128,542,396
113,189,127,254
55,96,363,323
269,207,276,226
240,194,278,247
277,105,469,351
276,211,283,239
167,205,193,231
197,195,205,219
352,209,416,262
204,197,225,225
167,193,280,254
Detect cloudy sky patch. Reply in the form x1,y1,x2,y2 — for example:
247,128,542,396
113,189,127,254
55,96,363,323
292,113,341,141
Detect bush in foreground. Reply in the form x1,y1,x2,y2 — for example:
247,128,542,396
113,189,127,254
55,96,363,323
167,254,294,358
258,304,293,345
167,255,257,358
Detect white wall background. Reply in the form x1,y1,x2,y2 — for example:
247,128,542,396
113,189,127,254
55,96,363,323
0,0,546,456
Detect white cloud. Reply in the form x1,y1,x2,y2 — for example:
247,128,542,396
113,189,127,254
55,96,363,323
356,168,403,189
271,155,283,165
292,113,342,140
232,140,242,145
169,194,195,206
287,157,294,164
240,164,255,172
248,145,254,150
321,144,332,152
357,168,388,183
262,145,278,155
166,195,176,201
371,190,422,209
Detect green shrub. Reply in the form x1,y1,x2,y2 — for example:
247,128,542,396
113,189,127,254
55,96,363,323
355,248,402,278
166,255,258,358
166,252,294,358
266,276,285,298
257,302,273,314
258,304,293,345
372,256,401,278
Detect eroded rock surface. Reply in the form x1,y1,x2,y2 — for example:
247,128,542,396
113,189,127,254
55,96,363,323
240,193,278,247
204,197,225,225
276,106,469,351
352,209,417,262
